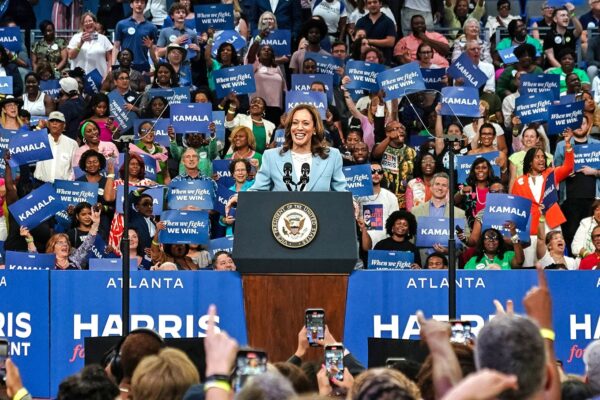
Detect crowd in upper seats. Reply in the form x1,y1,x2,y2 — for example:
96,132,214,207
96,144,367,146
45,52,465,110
1,0,600,270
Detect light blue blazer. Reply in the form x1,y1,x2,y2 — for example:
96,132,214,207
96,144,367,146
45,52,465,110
249,147,347,192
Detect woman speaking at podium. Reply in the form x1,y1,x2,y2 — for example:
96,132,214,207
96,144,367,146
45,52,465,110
249,104,347,192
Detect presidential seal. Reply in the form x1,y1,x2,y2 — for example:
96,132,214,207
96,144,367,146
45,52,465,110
272,203,318,248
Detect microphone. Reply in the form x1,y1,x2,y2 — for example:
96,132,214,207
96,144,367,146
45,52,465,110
283,162,295,191
299,163,310,191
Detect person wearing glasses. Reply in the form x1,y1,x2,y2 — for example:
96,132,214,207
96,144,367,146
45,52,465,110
108,69,141,117
464,226,524,269
135,120,170,184
578,225,600,269
357,161,399,246
484,0,520,40
531,2,555,41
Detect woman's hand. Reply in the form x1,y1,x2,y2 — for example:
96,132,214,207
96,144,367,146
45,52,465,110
563,127,574,144
19,226,31,239
504,221,517,236
156,220,167,231
91,206,102,226
167,125,176,141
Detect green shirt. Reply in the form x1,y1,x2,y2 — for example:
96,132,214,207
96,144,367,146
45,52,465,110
547,67,591,93
496,36,543,55
253,124,267,154
464,251,515,270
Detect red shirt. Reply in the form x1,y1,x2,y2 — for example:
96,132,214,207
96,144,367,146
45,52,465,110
579,253,600,270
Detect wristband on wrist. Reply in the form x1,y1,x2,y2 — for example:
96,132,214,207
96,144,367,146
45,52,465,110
152,240,160,246
540,328,555,341
255,35,262,42
204,380,231,393
13,388,29,400
26,237,34,243
107,173,115,179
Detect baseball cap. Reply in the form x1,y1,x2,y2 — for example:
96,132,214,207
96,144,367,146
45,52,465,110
48,111,66,122
59,77,79,94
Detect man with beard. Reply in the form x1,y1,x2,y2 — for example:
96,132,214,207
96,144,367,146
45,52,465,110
496,19,543,65
290,18,329,73
355,0,396,65
351,142,370,165
394,14,449,67
544,4,583,69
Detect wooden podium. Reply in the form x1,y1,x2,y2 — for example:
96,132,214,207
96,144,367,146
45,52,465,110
233,192,357,361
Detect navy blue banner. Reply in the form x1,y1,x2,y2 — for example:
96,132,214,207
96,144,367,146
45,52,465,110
53,180,98,207
210,30,246,58
115,185,164,215
167,180,215,210
498,47,518,64
447,53,487,88
171,103,212,134
133,118,170,147
515,93,552,124
0,76,12,94
213,159,234,188
455,151,500,183
304,52,343,77
0,27,22,52
108,90,137,131
8,129,53,166
574,143,600,169
8,183,64,229
116,152,158,182
215,183,236,215
343,164,373,196
159,210,210,244
259,29,291,56
286,90,327,119
520,74,560,100
40,79,61,99
377,62,425,99
482,193,531,241
194,4,234,32
84,69,102,95
367,250,414,270
213,110,226,144
441,86,480,118
547,101,585,135
88,258,138,271
415,216,466,247
542,171,558,211
274,129,285,147
209,236,234,258
87,235,118,260
213,65,256,98
5,251,54,270
148,87,191,104
420,68,446,91
345,60,386,92
291,73,334,104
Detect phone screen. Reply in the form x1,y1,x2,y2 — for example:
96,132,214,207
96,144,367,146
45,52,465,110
305,309,325,345
450,321,473,344
325,345,344,381
232,350,267,392
0,339,9,380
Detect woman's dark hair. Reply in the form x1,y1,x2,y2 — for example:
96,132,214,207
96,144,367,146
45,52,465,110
39,19,54,34
474,228,508,262
258,44,277,67
84,93,110,119
385,210,417,238
163,243,190,258
273,362,312,394
0,45,9,67
57,364,119,400
24,72,40,85
216,42,239,65
112,68,130,82
191,86,214,105
416,43,432,61
557,47,577,62
281,104,329,159
142,96,170,118
424,252,449,269
350,36,365,61
412,151,437,180
79,149,107,172
590,199,600,215
466,157,496,187
71,202,93,229
151,62,179,88
560,379,594,400
522,147,548,175
79,119,102,141
417,343,475,400
119,153,145,180
507,18,522,38
228,158,252,175
513,43,536,59
128,228,145,257
362,46,384,64
497,0,510,10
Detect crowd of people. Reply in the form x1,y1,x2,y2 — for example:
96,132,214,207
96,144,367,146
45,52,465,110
0,0,597,271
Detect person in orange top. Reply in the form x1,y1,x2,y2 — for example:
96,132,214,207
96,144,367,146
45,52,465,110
511,128,574,267
579,225,600,269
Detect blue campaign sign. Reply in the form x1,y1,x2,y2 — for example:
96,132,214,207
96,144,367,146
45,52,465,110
159,210,210,244
560,94,577,104
211,30,246,58
171,103,212,134
420,68,446,91
482,193,532,241
133,118,170,147
441,86,480,118
547,101,584,135
168,180,215,210
415,216,466,247
286,90,328,119
87,235,118,260
0,27,22,52
515,93,552,124
343,164,373,197
108,90,137,131
88,258,138,271
447,53,487,88
455,151,500,183
53,180,98,207
148,87,191,104
498,47,518,64
212,111,226,145
377,62,426,99
213,64,256,99
215,183,236,215
5,251,55,270
115,185,164,215
260,29,291,56
195,4,234,32
291,73,334,104
8,129,53,166
343,270,600,375
213,159,234,187
574,143,600,170
548,0,585,6
542,171,558,210
209,236,234,258
345,60,386,93
0,128,14,175
8,183,64,229
367,250,413,270
274,129,285,147
117,152,158,182
305,52,343,77
0,270,50,397
49,270,248,397
0,76,13,94
84,69,102,96
39,79,61,99
520,73,560,100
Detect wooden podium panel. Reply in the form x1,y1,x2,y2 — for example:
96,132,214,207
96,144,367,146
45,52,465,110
242,274,348,362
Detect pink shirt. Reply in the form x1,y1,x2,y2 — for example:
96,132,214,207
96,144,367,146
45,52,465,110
252,61,287,108
394,33,449,68
73,141,119,168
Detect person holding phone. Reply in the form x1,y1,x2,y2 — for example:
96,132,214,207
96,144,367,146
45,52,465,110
67,12,113,79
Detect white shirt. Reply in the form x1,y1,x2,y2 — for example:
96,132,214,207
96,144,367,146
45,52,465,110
34,134,78,183
357,187,399,246
270,0,280,13
312,0,348,35
68,32,113,78
476,60,495,93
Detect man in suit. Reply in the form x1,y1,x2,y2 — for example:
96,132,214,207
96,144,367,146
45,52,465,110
250,0,302,40
411,172,468,265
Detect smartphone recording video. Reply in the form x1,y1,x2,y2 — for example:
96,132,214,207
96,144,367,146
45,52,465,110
305,308,325,346
232,349,267,392
449,320,474,344
325,344,344,381
0,338,9,382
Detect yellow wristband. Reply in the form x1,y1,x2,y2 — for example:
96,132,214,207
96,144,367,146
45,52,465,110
13,388,29,400
204,381,231,393
540,328,555,341
152,240,160,246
